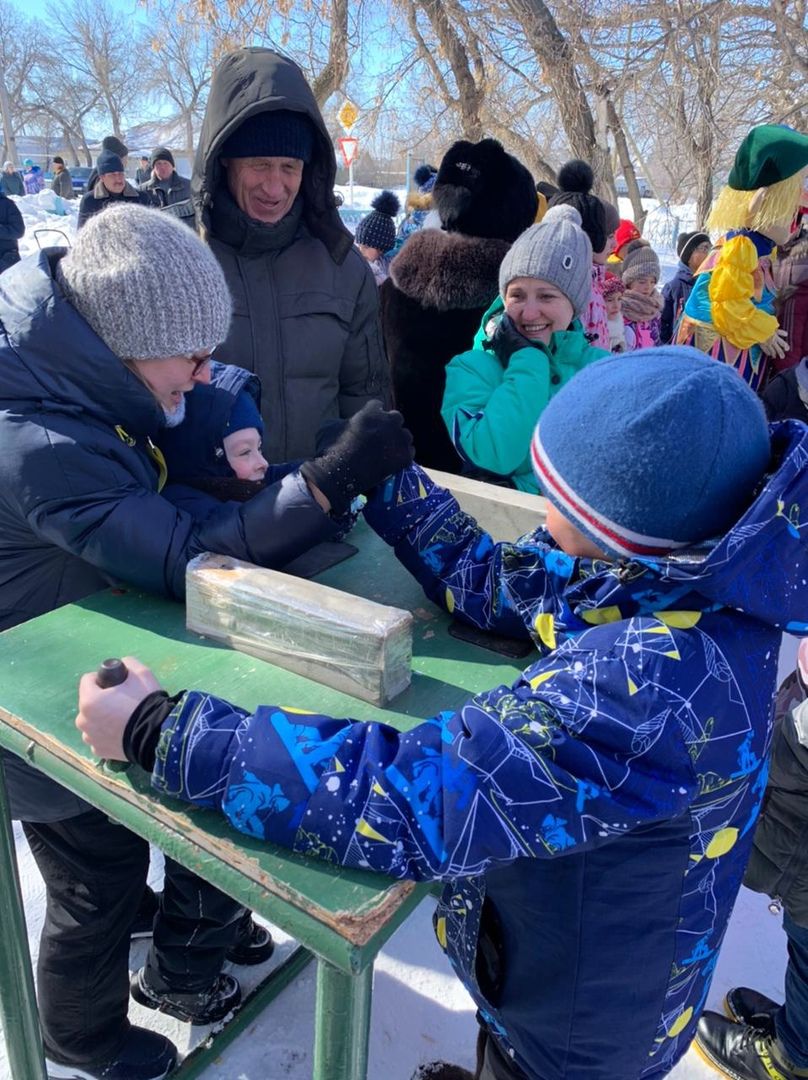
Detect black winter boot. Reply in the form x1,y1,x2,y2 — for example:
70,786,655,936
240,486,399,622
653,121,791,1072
130,967,240,1025
695,1010,808,1079
46,1026,177,1079
725,986,782,1037
225,911,275,966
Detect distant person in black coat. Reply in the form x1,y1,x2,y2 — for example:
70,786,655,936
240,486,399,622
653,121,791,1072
77,150,151,229
84,134,129,193
660,230,710,343
0,191,24,272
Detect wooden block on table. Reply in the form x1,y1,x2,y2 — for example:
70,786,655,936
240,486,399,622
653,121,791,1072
425,468,547,542
186,553,413,706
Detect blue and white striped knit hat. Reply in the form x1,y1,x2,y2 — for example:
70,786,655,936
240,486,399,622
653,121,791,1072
530,347,770,558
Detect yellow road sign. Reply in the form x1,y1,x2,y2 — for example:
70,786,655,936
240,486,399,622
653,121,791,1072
338,100,359,133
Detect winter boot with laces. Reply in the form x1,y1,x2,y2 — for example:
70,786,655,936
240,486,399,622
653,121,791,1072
130,967,241,1025
695,1010,808,1080
725,987,782,1038
46,1026,177,1080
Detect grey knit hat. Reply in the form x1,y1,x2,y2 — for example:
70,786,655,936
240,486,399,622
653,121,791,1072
498,205,593,317
620,239,660,285
57,204,231,359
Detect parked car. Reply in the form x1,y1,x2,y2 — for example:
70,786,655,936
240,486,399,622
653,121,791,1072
69,167,93,195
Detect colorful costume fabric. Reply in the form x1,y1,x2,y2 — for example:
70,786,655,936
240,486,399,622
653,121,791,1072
679,231,778,392
148,419,808,1079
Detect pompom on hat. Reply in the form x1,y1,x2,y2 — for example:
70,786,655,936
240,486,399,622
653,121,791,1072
530,347,770,559
547,160,607,254
355,190,400,253
57,204,232,360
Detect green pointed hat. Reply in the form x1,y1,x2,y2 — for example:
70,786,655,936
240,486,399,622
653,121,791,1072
727,124,808,191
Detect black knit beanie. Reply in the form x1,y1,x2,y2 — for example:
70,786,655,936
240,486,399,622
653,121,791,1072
220,111,315,163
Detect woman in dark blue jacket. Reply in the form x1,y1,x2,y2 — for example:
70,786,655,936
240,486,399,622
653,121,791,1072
0,204,411,1080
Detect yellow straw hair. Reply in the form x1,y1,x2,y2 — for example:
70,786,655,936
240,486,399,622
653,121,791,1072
708,171,805,235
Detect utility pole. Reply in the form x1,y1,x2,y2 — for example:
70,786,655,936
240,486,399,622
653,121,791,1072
0,61,18,164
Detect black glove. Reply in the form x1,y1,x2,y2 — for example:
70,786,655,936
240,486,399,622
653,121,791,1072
300,401,415,516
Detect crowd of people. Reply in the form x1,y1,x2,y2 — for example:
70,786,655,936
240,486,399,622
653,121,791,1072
1,43,808,1080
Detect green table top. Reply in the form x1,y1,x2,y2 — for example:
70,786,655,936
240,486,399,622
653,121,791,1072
0,522,525,972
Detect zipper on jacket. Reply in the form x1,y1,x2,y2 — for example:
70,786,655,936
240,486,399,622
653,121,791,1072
769,896,783,915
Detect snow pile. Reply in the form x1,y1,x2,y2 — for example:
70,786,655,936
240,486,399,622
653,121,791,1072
13,191,79,258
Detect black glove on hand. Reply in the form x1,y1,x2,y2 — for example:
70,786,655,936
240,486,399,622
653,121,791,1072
300,401,415,516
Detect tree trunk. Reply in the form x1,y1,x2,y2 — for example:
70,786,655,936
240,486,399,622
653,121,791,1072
603,92,645,227
311,0,349,107
503,0,606,183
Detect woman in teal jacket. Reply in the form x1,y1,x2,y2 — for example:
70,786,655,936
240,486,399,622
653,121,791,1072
442,205,607,493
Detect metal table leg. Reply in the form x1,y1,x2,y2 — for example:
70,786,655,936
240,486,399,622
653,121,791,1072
0,762,46,1079
312,960,373,1080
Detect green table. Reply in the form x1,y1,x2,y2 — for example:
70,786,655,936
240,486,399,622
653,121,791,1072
0,524,524,1080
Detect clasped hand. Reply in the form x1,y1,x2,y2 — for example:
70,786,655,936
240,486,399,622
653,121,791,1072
76,656,162,761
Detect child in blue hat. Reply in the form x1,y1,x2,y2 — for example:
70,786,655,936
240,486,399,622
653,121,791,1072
79,347,808,1080
158,362,279,507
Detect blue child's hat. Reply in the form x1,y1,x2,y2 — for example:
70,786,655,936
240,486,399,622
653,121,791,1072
225,389,263,438
531,347,771,558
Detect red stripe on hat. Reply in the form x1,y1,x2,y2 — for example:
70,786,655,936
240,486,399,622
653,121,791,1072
530,431,678,558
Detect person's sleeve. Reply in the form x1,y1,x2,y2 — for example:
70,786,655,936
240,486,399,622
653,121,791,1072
149,637,697,881
18,433,336,599
338,256,392,413
709,234,779,348
659,279,676,344
363,464,569,639
0,199,23,241
442,346,550,477
760,376,789,422
77,196,90,230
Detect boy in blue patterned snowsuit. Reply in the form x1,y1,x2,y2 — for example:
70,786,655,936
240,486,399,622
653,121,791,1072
77,347,808,1080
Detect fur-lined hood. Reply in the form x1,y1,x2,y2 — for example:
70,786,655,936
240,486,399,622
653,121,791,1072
389,229,510,312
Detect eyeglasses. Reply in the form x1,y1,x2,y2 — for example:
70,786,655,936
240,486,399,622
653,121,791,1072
189,350,215,377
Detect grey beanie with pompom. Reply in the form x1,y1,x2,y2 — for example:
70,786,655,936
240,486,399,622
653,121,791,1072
57,204,231,359
498,205,593,317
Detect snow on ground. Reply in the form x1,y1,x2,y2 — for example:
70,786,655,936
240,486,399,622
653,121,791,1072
1,186,781,1080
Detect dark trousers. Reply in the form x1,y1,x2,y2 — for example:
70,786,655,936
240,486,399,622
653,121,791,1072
776,911,808,1069
23,808,243,1066
475,1026,529,1080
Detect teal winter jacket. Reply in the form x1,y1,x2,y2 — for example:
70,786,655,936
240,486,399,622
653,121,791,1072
442,298,607,493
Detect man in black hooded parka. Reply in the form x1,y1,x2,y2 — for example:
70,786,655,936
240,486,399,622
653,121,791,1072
191,47,390,462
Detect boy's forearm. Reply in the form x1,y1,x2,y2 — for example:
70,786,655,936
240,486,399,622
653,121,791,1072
364,464,540,637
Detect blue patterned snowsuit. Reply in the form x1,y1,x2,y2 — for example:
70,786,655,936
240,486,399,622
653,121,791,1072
151,421,808,1079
